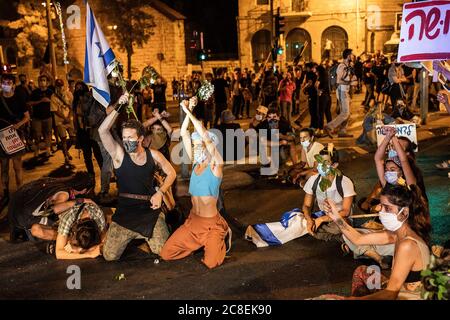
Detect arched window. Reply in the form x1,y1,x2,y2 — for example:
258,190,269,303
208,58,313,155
285,28,311,62
251,29,271,63
321,26,348,61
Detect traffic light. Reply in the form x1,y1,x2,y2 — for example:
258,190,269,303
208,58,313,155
197,49,207,61
274,8,285,38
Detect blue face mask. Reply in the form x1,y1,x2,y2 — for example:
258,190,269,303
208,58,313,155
388,149,398,159
384,171,399,184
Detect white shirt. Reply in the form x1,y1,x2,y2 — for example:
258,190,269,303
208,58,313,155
303,174,356,212
304,141,324,168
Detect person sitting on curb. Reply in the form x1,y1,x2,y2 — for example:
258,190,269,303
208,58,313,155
160,97,232,269
302,145,356,242
288,128,324,187
249,105,268,129
98,93,177,261
318,183,431,300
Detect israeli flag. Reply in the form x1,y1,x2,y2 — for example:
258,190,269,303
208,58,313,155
244,208,308,247
84,1,116,108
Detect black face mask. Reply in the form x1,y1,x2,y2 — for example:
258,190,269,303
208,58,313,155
123,140,139,153
268,119,279,129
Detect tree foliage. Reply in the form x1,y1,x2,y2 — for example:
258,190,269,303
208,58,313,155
8,0,64,66
96,0,156,78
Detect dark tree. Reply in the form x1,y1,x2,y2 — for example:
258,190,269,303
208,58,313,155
96,0,156,79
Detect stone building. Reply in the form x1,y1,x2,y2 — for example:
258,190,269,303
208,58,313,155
237,0,408,69
65,0,186,97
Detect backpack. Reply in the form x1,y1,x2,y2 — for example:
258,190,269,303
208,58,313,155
329,64,338,88
86,96,107,129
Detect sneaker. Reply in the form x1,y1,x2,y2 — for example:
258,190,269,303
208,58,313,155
225,227,232,253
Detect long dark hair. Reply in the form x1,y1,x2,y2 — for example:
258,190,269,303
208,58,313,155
380,184,432,246
69,218,101,249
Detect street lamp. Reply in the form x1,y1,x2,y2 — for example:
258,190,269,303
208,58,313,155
107,25,118,30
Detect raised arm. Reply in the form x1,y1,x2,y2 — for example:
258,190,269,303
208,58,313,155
324,199,396,246
375,126,396,187
391,136,416,186
182,98,224,168
179,99,192,161
98,93,128,165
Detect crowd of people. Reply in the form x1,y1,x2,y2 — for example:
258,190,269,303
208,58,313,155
0,46,449,299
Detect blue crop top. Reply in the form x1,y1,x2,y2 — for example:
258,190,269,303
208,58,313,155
189,164,222,197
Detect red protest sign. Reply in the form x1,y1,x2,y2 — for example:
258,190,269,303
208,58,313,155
398,0,450,62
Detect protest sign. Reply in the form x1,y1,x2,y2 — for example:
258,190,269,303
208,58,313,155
0,126,25,155
376,124,418,152
398,1,450,62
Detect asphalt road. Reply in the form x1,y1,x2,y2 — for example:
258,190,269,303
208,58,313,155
0,135,448,300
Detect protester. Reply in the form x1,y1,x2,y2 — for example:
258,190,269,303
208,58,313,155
315,65,332,135
321,183,431,300
256,108,298,167
302,145,356,241
99,93,176,260
29,74,54,157
278,71,296,123
0,73,30,207
250,105,268,129
212,68,229,127
51,200,106,260
302,63,319,129
72,81,103,179
151,76,168,113
142,108,173,161
8,172,95,242
388,55,408,113
215,109,242,162
288,128,324,187
324,49,356,138
50,79,74,164
160,97,231,269
362,55,376,109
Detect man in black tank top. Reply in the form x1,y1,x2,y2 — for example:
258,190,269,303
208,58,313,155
98,93,176,261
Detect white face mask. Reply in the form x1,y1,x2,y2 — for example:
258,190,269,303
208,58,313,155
384,171,399,184
1,84,12,94
301,140,311,149
255,114,263,121
193,145,207,164
379,207,406,231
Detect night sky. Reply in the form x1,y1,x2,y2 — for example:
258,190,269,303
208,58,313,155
160,0,238,58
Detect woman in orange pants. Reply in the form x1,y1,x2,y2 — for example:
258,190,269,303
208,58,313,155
160,97,231,269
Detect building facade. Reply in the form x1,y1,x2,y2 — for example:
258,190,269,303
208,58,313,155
237,0,408,69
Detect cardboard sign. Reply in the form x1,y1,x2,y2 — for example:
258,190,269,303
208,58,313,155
376,124,418,152
398,1,450,62
0,126,25,155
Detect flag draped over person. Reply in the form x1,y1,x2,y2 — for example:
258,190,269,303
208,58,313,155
84,1,116,108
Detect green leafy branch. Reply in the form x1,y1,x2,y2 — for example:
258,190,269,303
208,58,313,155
421,255,450,300
314,154,342,193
